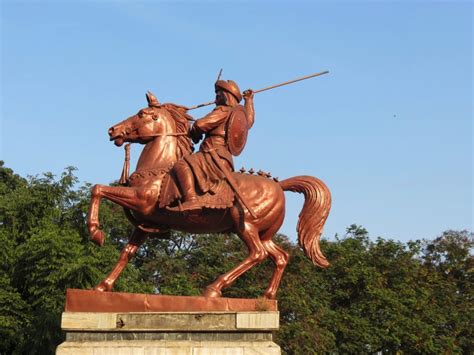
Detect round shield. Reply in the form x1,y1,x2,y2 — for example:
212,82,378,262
226,105,248,156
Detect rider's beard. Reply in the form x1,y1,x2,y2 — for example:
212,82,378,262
223,92,238,107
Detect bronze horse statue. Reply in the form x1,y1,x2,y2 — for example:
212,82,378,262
87,92,331,299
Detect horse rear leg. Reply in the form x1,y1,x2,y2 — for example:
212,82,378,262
261,212,288,299
202,223,268,297
95,228,148,292
87,184,158,246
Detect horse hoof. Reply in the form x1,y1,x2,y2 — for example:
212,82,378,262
90,229,105,247
202,287,222,298
263,291,277,300
95,284,107,292
95,279,114,292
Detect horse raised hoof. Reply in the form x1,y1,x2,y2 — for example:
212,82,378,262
202,286,222,298
90,228,105,247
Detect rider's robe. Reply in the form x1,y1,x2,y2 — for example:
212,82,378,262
183,105,235,195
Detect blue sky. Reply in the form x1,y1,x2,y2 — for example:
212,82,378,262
1,1,472,243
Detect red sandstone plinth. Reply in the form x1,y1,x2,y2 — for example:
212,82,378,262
65,289,277,312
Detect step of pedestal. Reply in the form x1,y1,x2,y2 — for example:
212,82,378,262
64,289,277,312
62,311,279,331
56,340,281,355
57,295,282,355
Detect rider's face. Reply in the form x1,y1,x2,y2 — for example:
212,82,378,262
215,89,226,105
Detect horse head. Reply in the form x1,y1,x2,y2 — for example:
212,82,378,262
108,92,168,147
108,91,193,168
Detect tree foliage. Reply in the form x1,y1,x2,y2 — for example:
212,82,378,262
0,162,472,354
0,162,153,354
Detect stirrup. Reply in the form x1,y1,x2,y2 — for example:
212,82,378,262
167,198,202,213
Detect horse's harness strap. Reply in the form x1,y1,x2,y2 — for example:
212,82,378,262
147,132,189,137
119,144,131,185
125,131,189,141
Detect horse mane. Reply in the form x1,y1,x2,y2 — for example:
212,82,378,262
160,103,194,158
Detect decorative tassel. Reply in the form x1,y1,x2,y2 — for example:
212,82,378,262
119,143,131,185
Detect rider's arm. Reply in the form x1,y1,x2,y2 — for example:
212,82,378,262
243,90,255,128
190,107,228,142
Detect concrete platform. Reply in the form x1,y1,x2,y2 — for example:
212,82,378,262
57,340,281,355
57,310,281,354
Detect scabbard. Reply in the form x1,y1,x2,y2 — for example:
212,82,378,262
208,149,257,219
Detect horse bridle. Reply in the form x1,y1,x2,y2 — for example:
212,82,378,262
121,110,189,141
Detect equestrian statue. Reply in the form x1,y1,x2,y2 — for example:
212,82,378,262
87,71,331,299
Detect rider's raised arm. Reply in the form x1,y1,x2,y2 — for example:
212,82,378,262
243,90,255,129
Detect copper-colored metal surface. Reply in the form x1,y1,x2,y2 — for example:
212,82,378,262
65,289,277,312
208,148,257,219
87,83,331,300
226,105,248,156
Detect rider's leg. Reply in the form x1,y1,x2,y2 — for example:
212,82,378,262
174,160,198,202
170,160,203,212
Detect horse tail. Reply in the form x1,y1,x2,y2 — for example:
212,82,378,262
279,176,331,268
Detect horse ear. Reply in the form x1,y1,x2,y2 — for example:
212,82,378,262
146,91,160,107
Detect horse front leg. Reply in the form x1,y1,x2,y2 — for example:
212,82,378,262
96,228,148,292
87,184,158,246
87,184,106,246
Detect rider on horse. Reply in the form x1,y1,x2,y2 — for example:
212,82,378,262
171,79,255,212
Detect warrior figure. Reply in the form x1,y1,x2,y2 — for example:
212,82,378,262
171,80,254,211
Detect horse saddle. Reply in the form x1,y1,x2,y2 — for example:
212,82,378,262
158,172,235,211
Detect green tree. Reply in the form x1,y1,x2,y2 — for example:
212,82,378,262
275,225,473,354
1,162,472,354
420,230,473,353
0,162,153,354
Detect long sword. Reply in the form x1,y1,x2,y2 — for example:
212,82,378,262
186,70,329,111
208,149,258,219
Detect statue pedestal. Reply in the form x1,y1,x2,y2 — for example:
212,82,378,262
56,289,281,354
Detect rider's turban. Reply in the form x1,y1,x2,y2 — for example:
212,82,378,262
215,80,242,103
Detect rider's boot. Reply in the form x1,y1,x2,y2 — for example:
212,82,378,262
168,161,202,212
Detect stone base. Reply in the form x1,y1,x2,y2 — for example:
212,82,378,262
57,310,281,355
57,340,280,354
